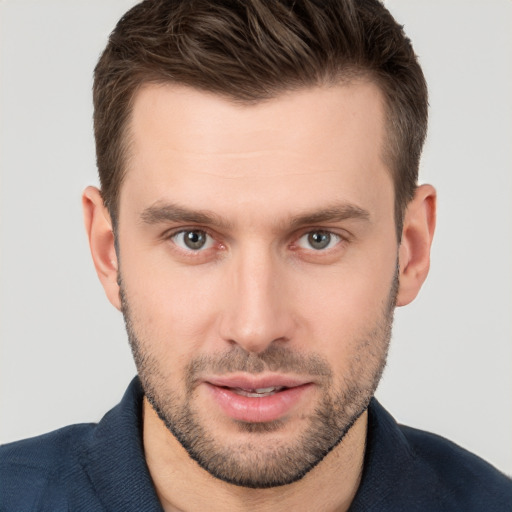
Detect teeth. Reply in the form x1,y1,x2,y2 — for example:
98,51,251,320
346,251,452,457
254,387,279,393
231,386,285,397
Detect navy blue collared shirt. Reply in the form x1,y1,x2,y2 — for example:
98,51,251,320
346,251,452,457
1,378,511,511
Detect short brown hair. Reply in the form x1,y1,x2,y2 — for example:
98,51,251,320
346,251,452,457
93,0,428,236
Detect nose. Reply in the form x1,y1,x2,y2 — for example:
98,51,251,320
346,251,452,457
218,245,296,354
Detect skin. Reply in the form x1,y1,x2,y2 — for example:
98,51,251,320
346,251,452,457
83,81,436,511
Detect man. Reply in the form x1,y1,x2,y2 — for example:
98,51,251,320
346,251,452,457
1,0,511,510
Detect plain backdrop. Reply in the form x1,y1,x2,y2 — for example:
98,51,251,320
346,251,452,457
1,0,511,476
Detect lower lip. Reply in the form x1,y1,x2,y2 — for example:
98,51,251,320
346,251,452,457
204,383,312,423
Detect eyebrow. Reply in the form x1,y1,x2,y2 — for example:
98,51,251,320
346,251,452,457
140,203,233,229
288,204,370,229
140,201,370,230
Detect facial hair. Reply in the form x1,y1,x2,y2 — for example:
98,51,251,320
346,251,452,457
120,268,398,489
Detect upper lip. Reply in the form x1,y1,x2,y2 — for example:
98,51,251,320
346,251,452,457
204,374,311,390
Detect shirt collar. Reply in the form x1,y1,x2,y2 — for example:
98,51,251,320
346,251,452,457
348,398,439,511
78,377,163,511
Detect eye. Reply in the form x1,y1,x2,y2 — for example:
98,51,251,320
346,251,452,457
297,230,342,251
171,230,215,251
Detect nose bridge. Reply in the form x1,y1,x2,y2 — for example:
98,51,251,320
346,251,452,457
220,241,294,353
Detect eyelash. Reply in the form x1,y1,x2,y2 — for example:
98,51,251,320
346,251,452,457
294,230,343,251
163,227,348,257
165,228,220,256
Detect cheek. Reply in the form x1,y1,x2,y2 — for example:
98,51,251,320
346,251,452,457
120,248,225,360
298,259,395,324
293,259,395,362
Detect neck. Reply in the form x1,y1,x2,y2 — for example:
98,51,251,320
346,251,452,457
143,398,367,512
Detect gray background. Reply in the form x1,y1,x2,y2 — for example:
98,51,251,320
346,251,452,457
1,0,511,475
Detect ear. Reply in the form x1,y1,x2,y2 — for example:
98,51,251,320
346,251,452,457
397,184,437,307
82,186,121,311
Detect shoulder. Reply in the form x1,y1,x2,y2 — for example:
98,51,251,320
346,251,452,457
400,423,512,509
0,378,152,511
1,422,95,467
0,423,97,510
355,399,512,511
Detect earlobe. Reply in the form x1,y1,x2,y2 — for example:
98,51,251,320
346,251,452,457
396,184,436,307
82,186,122,311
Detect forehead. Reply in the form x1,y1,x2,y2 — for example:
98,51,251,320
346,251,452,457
121,82,393,224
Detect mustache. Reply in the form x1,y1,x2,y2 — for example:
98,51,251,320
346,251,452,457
186,345,332,380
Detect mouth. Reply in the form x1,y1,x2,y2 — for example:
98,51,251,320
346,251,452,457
222,386,287,398
203,376,313,423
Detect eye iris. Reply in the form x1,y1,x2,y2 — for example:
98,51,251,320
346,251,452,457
308,231,331,250
184,230,206,250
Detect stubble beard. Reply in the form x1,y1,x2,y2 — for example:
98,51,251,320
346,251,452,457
120,271,397,489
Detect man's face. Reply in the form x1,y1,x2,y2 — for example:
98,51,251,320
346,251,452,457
116,82,399,487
